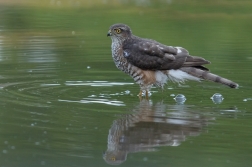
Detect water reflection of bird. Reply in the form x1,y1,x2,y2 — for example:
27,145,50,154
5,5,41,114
107,23,239,99
103,100,213,165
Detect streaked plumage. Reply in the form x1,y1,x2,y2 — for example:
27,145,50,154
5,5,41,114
107,23,239,98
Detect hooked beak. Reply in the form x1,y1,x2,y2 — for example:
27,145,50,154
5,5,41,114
107,30,112,37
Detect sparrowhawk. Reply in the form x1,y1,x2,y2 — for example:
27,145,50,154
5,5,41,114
107,23,239,98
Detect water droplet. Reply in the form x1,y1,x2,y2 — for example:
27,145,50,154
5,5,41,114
87,66,91,69
141,91,152,97
170,94,175,97
211,93,224,104
174,94,186,104
35,142,40,145
11,146,15,149
4,141,8,144
2,150,7,154
143,157,148,161
31,123,34,126
124,90,130,94
243,98,252,102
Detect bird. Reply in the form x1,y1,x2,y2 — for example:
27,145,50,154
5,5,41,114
103,100,211,165
107,23,239,98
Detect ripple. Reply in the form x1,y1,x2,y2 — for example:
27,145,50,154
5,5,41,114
65,81,134,87
0,79,133,107
243,98,252,102
58,98,125,106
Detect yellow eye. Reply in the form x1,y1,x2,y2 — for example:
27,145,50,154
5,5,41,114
114,28,121,34
110,157,116,161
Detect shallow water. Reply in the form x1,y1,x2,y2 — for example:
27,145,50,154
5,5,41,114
0,1,252,167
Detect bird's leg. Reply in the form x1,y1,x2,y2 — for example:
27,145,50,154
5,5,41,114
138,90,143,100
161,86,164,99
145,90,149,100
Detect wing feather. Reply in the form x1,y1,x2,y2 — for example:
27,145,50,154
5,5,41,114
123,36,210,70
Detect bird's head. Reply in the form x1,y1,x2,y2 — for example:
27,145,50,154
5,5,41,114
107,23,132,41
103,150,127,165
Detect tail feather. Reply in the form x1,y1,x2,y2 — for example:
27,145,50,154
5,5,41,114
180,67,239,88
183,56,211,67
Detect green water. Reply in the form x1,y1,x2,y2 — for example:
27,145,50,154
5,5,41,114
0,0,252,166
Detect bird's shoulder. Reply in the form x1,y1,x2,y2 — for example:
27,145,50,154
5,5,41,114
122,35,189,57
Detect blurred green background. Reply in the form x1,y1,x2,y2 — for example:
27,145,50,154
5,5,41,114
0,0,252,167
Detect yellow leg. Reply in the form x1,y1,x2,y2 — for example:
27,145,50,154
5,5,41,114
138,90,142,100
145,90,149,100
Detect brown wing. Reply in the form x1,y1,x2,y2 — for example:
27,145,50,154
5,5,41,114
122,37,210,71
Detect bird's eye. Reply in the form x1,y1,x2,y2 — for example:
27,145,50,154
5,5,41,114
114,28,121,34
110,157,116,161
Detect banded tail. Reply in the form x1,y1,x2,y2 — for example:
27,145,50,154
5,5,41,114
180,67,239,88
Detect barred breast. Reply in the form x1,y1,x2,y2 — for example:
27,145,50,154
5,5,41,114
111,42,158,89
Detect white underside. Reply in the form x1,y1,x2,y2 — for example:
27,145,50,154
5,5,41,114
155,69,200,86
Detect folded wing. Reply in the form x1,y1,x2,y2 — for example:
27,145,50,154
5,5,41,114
122,38,210,71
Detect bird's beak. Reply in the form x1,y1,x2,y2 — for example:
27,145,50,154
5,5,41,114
107,30,112,37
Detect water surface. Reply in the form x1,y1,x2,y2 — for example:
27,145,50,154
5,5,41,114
0,1,252,167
